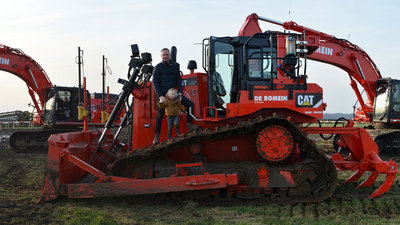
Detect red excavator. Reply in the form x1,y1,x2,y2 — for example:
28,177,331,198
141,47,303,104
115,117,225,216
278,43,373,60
40,14,397,204
0,44,118,152
239,14,400,156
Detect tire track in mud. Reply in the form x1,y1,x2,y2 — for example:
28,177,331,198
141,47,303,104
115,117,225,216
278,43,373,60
0,143,55,224
270,198,399,219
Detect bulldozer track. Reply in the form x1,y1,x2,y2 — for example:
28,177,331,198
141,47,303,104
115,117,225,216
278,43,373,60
109,116,338,204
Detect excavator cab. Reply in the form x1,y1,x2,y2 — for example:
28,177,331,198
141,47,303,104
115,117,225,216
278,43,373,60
373,78,400,124
42,86,87,127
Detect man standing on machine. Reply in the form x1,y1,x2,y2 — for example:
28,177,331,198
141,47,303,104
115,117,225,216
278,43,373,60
152,48,199,144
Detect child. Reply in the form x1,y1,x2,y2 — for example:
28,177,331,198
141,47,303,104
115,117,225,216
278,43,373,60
158,88,187,142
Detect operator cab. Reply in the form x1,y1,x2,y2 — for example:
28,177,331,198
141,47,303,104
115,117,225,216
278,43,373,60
202,32,314,122
373,78,400,124
205,34,279,110
43,87,85,126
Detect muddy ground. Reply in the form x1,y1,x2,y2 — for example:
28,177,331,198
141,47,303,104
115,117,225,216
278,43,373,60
1,128,400,224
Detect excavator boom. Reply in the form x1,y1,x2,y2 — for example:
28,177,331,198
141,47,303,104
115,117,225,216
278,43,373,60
0,44,53,118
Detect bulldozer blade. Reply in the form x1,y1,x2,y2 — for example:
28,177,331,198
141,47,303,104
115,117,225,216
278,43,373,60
345,169,365,184
356,170,379,188
38,163,62,203
369,173,396,198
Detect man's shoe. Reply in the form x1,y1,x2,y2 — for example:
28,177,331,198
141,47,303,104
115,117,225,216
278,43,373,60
153,133,160,145
187,122,200,131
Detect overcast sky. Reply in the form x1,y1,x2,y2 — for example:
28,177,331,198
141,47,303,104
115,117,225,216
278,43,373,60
1,0,399,114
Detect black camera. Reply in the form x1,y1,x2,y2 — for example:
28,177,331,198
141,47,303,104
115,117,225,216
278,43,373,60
141,52,152,64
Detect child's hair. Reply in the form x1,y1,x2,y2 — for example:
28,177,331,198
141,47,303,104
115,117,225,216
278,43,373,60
166,88,178,99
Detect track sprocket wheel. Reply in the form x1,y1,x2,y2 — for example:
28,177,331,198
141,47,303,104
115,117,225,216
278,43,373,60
255,124,294,163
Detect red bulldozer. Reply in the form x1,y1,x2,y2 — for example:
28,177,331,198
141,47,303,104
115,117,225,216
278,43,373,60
40,14,397,204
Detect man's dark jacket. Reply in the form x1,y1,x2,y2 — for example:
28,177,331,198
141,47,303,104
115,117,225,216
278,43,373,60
152,61,182,97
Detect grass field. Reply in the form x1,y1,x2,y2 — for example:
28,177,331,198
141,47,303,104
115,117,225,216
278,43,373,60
1,131,400,224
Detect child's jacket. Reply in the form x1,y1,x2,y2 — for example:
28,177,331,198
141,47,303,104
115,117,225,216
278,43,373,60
159,97,186,116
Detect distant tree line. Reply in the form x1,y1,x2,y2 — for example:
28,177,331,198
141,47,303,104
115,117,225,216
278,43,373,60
323,113,353,120
18,111,32,121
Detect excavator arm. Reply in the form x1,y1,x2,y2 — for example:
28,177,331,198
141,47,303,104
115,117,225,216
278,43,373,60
239,13,382,121
0,44,53,122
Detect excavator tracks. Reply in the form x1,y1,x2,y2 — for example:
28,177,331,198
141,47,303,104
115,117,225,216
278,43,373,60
10,129,78,153
109,116,337,204
374,131,400,155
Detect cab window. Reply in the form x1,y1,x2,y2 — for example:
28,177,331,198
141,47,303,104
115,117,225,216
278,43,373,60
248,47,276,79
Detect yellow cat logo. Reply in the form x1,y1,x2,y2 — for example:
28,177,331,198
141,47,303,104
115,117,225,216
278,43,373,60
298,95,314,106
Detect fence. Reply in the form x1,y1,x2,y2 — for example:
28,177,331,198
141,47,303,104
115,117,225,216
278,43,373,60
0,121,33,130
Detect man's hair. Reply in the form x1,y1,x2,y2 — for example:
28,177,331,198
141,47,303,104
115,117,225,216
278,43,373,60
160,48,170,53
166,88,178,98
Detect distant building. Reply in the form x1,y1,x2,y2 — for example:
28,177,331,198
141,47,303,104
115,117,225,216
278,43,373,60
0,110,24,121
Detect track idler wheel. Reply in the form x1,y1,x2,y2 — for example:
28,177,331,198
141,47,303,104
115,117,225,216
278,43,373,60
255,124,293,163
